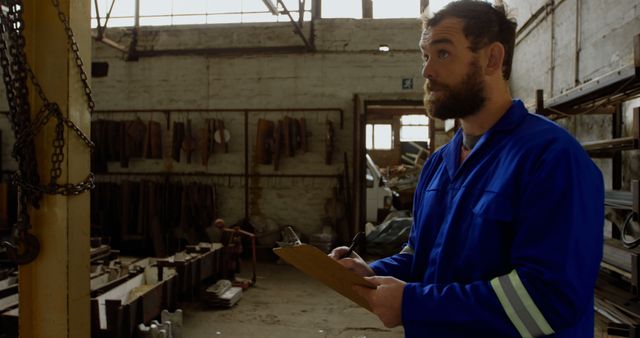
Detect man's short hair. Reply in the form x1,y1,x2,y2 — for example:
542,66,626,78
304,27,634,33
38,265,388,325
423,0,518,80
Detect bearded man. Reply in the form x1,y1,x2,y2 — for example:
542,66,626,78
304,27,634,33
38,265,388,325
330,1,604,337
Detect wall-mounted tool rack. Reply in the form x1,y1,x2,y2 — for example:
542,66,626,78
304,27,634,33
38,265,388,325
91,106,348,224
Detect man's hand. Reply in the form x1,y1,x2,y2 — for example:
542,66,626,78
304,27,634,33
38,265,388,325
354,276,405,328
329,246,375,277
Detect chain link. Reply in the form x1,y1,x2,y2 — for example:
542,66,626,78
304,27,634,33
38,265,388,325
0,4,42,212
0,0,96,249
51,0,95,113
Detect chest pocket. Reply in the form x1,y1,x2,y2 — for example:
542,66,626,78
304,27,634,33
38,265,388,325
472,191,515,222
455,190,515,282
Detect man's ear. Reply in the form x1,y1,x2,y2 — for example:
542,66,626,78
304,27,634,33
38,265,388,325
484,42,505,77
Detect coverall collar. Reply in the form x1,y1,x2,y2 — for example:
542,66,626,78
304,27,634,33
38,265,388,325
444,99,528,179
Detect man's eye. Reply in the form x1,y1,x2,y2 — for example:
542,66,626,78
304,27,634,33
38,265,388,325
438,50,449,59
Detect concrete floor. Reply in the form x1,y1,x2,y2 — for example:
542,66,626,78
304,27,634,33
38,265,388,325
181,260,404,338
180,259,610,338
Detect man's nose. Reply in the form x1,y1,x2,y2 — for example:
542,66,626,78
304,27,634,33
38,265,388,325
422,60,435,79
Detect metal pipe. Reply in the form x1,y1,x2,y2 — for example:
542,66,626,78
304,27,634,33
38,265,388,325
516,0,566,47
309,15,316,49
94,172,340,178
298,0,306,28
278,0,314,51
96,172,245,177
536,89,544,115
574,0,581,86
94,107,342,113
244,110,249,221
133,45,309,57
102,0,117,36
312,0,321,19
93,107,345,129
127,0,140,61
549,0,555,97
93,0,102,39
362,0,372,18
134,0,139,27
131,46,418,58
91,34,128,52
612,103,622,190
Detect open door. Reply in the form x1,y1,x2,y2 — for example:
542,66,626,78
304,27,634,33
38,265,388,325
353,94,429,240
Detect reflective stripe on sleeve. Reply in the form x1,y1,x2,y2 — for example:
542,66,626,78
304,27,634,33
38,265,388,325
400,245,414,255
490,270,554,337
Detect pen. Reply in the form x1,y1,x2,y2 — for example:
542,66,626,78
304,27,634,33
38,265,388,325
341,232,365,259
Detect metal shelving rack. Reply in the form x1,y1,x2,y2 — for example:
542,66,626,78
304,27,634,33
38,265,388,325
535,33,640,338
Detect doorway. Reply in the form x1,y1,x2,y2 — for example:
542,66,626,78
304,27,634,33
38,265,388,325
353,97,433,238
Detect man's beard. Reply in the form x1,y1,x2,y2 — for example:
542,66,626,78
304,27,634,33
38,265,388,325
423,59,487,120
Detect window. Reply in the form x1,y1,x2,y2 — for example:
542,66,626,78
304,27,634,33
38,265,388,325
91,0,311,28
366,124,393,150
400,114,429,142
91,0,450,27
322,0,362,18
372,0,420,19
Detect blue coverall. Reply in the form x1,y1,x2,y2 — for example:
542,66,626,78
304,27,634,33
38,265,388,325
370,100,604,337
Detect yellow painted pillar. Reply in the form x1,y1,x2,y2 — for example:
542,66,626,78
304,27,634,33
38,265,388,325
19,1,91,337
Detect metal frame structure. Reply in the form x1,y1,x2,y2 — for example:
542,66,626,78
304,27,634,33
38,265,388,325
92,0,128,53
92,0,317,59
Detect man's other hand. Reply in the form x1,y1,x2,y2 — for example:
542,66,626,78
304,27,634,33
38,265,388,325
354,276,405,328
328,246,375,277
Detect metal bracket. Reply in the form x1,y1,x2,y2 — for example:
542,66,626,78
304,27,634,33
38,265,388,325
277,0,315,51
92,0,128,53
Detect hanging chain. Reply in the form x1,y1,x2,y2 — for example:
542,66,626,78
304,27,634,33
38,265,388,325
0,0,96,264
51,0,95,115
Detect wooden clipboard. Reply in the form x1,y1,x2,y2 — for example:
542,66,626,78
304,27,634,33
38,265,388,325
273,244,376,312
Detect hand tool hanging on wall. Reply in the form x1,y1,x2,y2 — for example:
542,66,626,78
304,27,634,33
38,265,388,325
199,123,210,167
182,120,195,164
208,119,217,156
145,120,163,159
283,117,292,157
0,0,95,264
215,119,229,153
125,118,147,159
300,118,310,153
172,122,185,162
325,120,335,165
255,119,274,165
291,118,300,156
272,120,282,171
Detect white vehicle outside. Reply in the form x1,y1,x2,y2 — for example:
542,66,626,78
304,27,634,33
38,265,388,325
366,154,394,223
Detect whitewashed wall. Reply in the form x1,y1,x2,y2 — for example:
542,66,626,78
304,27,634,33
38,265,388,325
84,18,425,238
509,0,640,192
